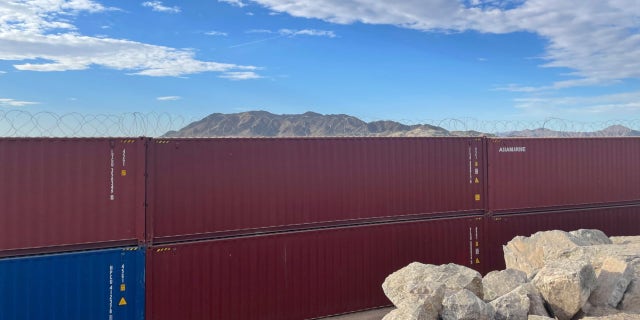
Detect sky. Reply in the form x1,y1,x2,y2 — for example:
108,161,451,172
1,0,640,127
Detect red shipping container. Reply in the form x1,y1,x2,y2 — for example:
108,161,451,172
488,138,640,213
147,138,486,243
146,214,485,320
486,205,640,271
0,138,146,257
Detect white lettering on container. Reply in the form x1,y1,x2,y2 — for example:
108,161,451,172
498,146,526,153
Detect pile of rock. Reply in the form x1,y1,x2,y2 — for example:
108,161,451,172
381,229,640,320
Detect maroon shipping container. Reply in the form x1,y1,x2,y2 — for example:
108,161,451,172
146,214,485,320
488,138,640,213
147,138,486,243
486,205,640,271
0,138,146,257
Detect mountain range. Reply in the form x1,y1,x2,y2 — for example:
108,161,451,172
163,111,639,138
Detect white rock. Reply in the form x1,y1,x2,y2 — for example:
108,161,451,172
381,309,402,320
528,316,555,320
589,256,633,308
441,289,495,320
619,259,640,313
382,262,433,307
490,285,530,320
428,263,483,299
532,259,597,320
570,229,613,245
482,268,527,302
512,283,551,317
504,230,587,278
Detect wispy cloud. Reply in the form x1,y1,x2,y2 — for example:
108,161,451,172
142,1,181,13
513,90,640,119
219,71,262,80
279,29,336,38
0,0,260,78
219,0,247,8
247,29,336,38
246,29,273,34
238,0,640,89
233,28,336,47
157,96,182,101
205,31,228,37
0,98,38,107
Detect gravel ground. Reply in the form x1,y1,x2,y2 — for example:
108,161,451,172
318,307,393,320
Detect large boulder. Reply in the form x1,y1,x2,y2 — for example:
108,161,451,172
503,229,614,278
570,229,613,245
382,262,436,307
482,268,527,302
381,309,403,320
512,283,550,317
428,263,483,298
490,285,530,320
619,259,640,313
589,256,634,308
441,289,495,320
381,305,441,320
532,259,597,320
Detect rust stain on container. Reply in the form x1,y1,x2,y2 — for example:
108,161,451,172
0,138,146,257
146,214,485,320
147,138,485,242
488,138,640,213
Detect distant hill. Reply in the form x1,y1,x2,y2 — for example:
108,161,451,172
499,125,640,137
163,111,638,138
163,111,484,137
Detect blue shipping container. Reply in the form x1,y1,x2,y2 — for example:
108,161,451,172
0,247,145,320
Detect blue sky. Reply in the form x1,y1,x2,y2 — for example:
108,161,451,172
1,0,639,126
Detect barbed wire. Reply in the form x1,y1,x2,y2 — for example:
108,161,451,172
1,110,639,137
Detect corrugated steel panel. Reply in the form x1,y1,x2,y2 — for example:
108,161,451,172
486,205,640,271
148,138,485,242
0,246,145,320
0,138,146,257
488,138,640,213
146,214,485,320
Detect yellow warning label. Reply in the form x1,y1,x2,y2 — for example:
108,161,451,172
474,161,478,167
121,170,127,176
475,258,480,264
119,297,127,306
474,194,481,201
120,284,126,292
474,177,480,184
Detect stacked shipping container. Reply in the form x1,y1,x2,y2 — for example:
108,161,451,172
145,137,486,319
0,138,147,319
485,137,640,272
2,136,640,319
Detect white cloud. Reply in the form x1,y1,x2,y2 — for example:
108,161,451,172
0,98,38,107
514,90,640,118
219,0,247,8
219,71,262,80
0,0,259,79
279,29,336,38
246,29,273,34
142,1,181,13
205,30,228,36
157,96,181,101
246,28,336,37
235,0,640,88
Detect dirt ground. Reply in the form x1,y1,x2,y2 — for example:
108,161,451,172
318,307,393,320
